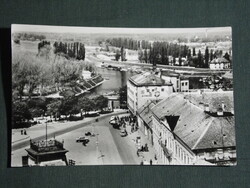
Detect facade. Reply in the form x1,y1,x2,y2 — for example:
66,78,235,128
209,57,230,69
150,92,236,165
160,71,189,92
82,70,92,80
106,95,120,111
127,72,173,115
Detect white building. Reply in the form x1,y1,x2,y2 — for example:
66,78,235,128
82,70,92,80
209,57,230,69
150,91,236,165
127,72,173,115
160,71,189,92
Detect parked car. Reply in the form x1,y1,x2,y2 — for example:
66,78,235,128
120,129,127,137
76,136,89,143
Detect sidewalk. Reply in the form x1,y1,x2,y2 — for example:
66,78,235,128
116,117,162,165
12,109,128,150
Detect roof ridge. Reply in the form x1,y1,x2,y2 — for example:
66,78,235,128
191,117,214,150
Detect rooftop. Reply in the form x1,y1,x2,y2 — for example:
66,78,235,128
151,93,235,150
210,57,229,64
137,101,156,128
129,72,172,86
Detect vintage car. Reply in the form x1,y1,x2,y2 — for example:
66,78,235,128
120,129,127,137
76,136,89,143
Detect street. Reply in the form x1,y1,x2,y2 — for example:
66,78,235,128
11,114,152,166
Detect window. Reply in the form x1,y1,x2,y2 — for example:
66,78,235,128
161,88,164,92
182,82,184,86
185,82,188,86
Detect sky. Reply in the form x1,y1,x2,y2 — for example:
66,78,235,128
12,24,231,35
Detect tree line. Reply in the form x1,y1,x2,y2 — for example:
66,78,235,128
13,32,46,41
53,41,86,60
106,37,231,68
12,95,109,128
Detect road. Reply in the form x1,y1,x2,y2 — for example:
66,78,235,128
11,114,141,166
85,47,229,75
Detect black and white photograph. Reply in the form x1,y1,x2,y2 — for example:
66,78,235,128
11,24,235,167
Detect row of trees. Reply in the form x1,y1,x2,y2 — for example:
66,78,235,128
53,41,86,60
13,32,46,41
12,51,85,99
12,95,109,128
137,42,189,65
106,38,142,51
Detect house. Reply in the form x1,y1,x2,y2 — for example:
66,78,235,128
160,71,189,92
150,91,236,165
127,71,173,115
209,57,230,69
82,70,92,80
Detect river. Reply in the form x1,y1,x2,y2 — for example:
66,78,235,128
85,68,137,97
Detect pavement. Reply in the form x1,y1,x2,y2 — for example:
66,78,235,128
11,109,128,151
11,111,161,166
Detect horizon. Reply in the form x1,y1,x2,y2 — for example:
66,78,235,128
12,24,232,35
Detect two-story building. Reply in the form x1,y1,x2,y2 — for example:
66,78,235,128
160,71,189,92
209,57,230,69
127,72,173,115
150,91,236,165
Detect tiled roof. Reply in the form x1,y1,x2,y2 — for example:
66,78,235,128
210,57,229,64
151,93,235,150
184,91,234,113
129,72,172,86
137,101,156,128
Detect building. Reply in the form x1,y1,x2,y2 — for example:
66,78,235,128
24,139,68,166
82,70,92,80
150,91,236,165
106,95,120,111
209,57,230,69
137,101,156,145
127,72,173,115
160,71,189,92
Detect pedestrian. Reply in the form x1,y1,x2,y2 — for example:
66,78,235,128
21,130,23,135
24,129,27,135
150,159,153,165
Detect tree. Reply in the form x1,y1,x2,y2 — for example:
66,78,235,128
94,95,108,112
121,46,126,61
210,49,214,61
192,47,196,56
119,86,127,109
60,96,79,118
115,49,121,61
46,100,62,120
204,47,209,68
12,100,32,128
224,52,230,61
78,97,95,116
197,50,203,67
